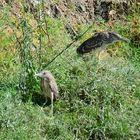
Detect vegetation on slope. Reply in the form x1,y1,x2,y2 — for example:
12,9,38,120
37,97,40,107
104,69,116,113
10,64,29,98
0,1,140,140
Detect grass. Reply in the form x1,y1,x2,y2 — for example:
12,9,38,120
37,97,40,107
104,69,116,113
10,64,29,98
0,57,140,140
0,1,140,140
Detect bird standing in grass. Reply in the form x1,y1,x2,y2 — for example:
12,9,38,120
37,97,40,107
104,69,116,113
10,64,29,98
77,31,129,57
35,70,59,115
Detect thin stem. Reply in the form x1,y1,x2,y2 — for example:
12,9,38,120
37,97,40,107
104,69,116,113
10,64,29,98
51,92,54,116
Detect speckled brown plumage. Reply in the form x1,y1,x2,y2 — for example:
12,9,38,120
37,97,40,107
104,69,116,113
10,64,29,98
77,31,129,54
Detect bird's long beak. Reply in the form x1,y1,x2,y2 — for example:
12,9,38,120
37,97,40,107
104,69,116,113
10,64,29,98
35,72,42,77
120,37,129,43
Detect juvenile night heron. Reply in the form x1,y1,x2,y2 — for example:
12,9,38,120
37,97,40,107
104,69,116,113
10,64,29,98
35,70,59,115
77,31,129,56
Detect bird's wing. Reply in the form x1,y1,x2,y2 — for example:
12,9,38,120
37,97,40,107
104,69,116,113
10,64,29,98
77,31,129,54
85,33,104,48
48,81,59,99
77,34,104,54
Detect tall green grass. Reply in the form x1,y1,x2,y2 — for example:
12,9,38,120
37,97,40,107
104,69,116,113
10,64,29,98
0,1,140,140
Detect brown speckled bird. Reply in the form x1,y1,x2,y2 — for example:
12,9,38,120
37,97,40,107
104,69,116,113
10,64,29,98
77,31,129,55
35,70,59,115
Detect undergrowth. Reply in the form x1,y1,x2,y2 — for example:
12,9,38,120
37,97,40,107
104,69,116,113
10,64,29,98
0,1,140,140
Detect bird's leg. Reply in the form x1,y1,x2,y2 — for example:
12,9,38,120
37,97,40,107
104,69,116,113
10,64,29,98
82,56,88,68
82,55,93,79
97,51,100,60
50,92,54,116
96,48,102,61
97,48,107,61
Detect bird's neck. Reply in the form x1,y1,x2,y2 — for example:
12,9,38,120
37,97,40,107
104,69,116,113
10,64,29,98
43,78,49,82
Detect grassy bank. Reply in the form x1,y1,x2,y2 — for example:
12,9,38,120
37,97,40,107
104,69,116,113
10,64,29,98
0,1,140,140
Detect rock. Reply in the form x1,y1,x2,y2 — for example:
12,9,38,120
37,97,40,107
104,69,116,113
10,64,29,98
95,0,128,21
65,23,77,39
50,4,63,18
6,0,131,38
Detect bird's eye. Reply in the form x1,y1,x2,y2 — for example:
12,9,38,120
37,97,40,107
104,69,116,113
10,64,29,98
43,72,46,75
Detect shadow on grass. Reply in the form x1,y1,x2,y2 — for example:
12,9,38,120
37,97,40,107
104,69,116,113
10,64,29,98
21,92,52,107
